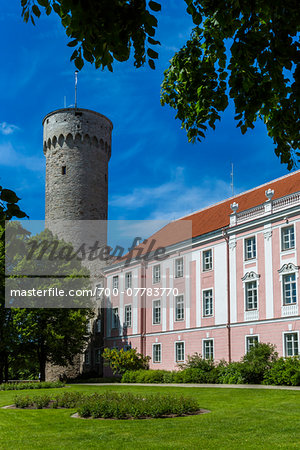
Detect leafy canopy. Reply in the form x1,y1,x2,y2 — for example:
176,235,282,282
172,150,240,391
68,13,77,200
21,0,300,168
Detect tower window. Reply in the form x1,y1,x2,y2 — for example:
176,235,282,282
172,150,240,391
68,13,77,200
105,174,107,182
62,166,66,175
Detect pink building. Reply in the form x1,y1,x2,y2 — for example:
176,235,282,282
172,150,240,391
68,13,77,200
102,171,300,370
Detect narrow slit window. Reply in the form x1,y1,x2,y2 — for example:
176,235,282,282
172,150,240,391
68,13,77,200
62,166,66,175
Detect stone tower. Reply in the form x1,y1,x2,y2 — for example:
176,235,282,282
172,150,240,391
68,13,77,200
43,107,113,381
43,108,112,223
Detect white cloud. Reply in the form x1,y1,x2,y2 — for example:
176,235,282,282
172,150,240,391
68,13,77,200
0,122,19,135
0,143,44,172
110,166,236,222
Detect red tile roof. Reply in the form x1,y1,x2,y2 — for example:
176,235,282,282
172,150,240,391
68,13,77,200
115,170,300,262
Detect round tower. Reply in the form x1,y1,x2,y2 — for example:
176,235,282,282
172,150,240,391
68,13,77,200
43,108,112,222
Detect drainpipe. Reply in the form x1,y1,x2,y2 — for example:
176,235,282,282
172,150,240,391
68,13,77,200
140,261,146,355
222,228,231,363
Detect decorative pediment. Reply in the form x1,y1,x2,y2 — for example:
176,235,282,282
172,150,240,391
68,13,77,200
278,263,299,274
241,271,260,282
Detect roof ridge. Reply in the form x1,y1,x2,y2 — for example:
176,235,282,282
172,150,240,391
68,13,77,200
177,169,300,221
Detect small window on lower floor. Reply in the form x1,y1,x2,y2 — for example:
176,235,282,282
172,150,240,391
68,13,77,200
175,342,185,362
203,339,214,360
246,335,259,353
284,333,299,356
153,344,161,363
84,350,90,365
95,349,101,364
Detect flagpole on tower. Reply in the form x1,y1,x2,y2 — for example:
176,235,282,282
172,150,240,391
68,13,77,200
74,70,78,110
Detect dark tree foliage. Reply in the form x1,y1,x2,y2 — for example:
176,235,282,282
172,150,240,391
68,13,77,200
161,0,300,169
21,0,300,168
21,0,161,71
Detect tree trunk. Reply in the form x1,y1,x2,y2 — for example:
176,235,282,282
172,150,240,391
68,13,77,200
38,341,46,382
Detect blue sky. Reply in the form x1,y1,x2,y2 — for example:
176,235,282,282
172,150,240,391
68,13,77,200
0,1,293,222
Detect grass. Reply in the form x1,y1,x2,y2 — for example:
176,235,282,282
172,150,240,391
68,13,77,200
0,384,299,449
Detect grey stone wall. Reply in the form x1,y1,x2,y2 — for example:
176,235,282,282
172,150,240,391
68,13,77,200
44,108,112,381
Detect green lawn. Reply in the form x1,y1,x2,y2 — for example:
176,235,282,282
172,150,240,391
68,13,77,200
0,384,299,449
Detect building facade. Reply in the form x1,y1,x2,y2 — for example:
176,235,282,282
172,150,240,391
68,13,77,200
102,171,300,370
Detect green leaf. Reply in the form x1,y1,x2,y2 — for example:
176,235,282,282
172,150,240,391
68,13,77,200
67,40,78,48
75,55,84,70
149,1,161,12
148,59,155,70
147,48,158,59
32,5,41,18
0,189,20,204
37,0,49,6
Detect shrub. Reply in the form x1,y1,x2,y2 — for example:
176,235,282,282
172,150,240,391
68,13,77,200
14,395,33,408
77,392,199,419
102,348,150,375
240,342,278,384
217,361,244,384
0,381,65,391
263,357,300,386
32,394,51,409
121,370,172,383
179,352,215,371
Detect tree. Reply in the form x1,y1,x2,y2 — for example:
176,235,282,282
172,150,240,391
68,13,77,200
5,226,94,381
102,347,150,375
21,0,300,169
0,188,27,383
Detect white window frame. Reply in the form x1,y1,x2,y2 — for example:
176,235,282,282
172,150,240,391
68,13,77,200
175,295,184,321
112,307,119,329
175,257,184,278
202,289,213,317
152,343,162,363
281,225,295,251
125,272,132,289
203,339,214,360
113,275,119,290
245,280,258,310
152,264,161,284
175,341,185,362
124,304,132,328
244,236,256,260
202,249,213,271
283,332,299,357
245,335,259,353
282,273,297,305
152,299,161,325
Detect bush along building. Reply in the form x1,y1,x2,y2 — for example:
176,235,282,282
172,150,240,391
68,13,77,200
102,171,300,371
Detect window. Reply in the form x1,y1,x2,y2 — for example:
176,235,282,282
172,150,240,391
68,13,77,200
125,272,132,289
284,333,299,356
95,349,101,364
124,305,132,327
62,166,66,175
281,225,295,251
175,295,184,321
153,344,161,363
96,318,101,333
283,273,297,304
245,281,258,310
84,350,90,365
113,276,119,290
203,289,213,317
245,236,256,260
203,249,212,271
95,282,103,300
86,321,92,333
153,299,161,324
175,342,185,362
246,336,259,353
203,340,214,359
112,307,119,328
153,264,161,284
175,258,184,278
